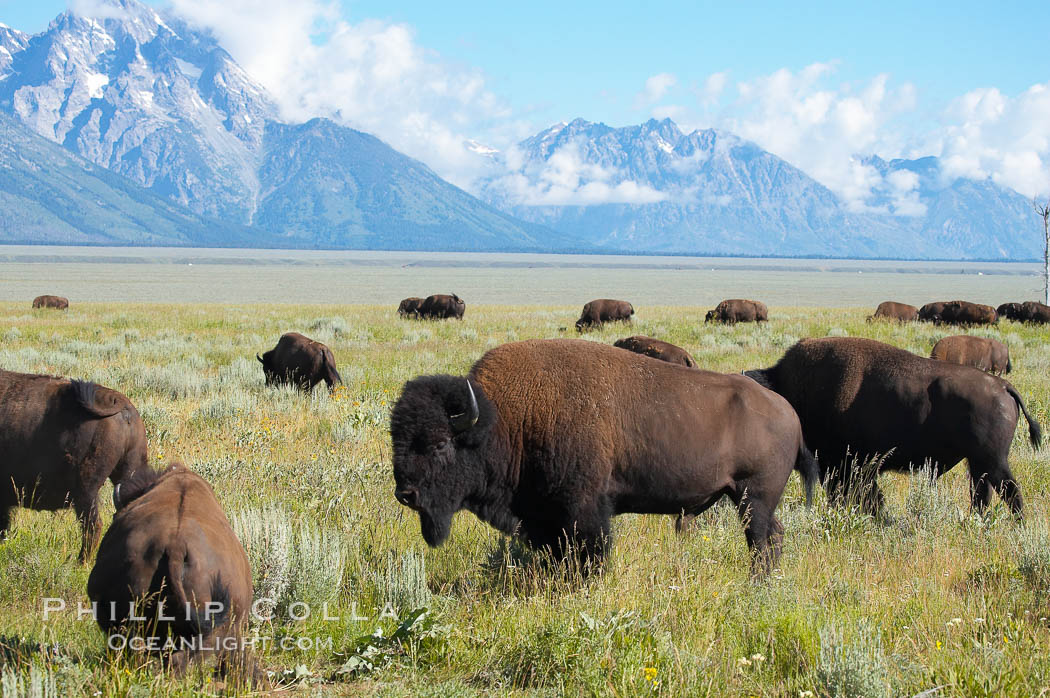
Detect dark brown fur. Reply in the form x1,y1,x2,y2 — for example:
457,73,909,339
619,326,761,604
931,335,1011,375
613,336,696,368
257,332,341,391
746,337,1041,517
868,301,918,322
705,299,768,324
0,370,148,561
418,294,466,320
1021,301,1050,324
397,297,424,318
88,462,265,687
997,302,1025,321
575,299,635,331
32,295,68,309
918,301,949,323
940,300,997,326
390,339,817,576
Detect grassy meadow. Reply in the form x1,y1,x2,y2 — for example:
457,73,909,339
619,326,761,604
1,300,1049,697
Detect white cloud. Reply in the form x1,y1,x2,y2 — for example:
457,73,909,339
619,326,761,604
700,71,728,104
885,169,926,216
636,73,677,107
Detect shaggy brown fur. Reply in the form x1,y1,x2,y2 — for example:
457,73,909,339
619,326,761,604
32,295,68,309
390,339,816,576
931,335,1011,375
704,299,768,323
397,297,424,318
0,370,148,561
575,299,635,331
747,337,1041,517
940,300,997,326
88,462,265,687
612,336,696,368
997,302,1025,321
257,332,341,391
1021,301,1050,324
418,294,466,319
868,301,918,322
918,301,949,323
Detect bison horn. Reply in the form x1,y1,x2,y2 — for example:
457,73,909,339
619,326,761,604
256,353,264,364
450,380,479,433
112,483,122,510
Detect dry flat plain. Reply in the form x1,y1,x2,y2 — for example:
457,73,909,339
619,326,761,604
1,249,1049,697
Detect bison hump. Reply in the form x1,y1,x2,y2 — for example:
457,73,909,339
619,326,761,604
70,379,126,418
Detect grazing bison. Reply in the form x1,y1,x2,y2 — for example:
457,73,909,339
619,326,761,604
575,299,635,331
257,332,341,391
997,302,1025,321
32,295,68,309
397,297,424,318
613,336,696,368
418,294,466,320
390,339,817,576
940,300,997,326
868,301,918,323
931,335,1011,375
1021,301,1050,324
704,299,768,324
746,337,1041,517
0,370,148,561
918,301,949,323
88,462,265,687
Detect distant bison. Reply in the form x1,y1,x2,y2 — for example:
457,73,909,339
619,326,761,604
257,332,341,391
397,297,424,318
1021,300,1050,324
575,299,635,331
931,335,1011,375
918,301,948,323
419,294,466,320
996,302,1025,321
88,462,265,687
939,300,997,326
613,336,696,368
868,301,918,322
746,337,1041,517
0,370,148,561
32,295,68,309
391,339,816,576
705,299,768,324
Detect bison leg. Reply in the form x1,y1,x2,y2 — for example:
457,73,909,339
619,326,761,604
73,495,102,563
733,489,782,577
0,505,11,540
674,512,694,534
968,460,1024,516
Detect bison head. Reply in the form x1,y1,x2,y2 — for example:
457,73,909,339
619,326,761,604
704,310,716,323
390,375,492,547
257,350,277,385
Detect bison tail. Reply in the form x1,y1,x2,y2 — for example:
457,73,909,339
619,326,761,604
1005,383,1042,449
795,442,818,507
70,379,125,418
166,548,231,636
323,348,342,387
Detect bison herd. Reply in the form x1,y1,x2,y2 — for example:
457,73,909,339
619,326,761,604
3,291,1049,685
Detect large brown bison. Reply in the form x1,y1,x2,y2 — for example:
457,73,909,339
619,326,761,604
704,299,768,324
868,301,918,322
418,294,466,320
1021,301,1050,324
257,332,341,391
390,339,817,576
931,335,1011,375
940,300,997,326
613,336,696,368
32,295,68,309
997,302,1025,321
746,337,1041,517
918,301,948,323
88,462,265,687
575,299,635,331
397,297,424,318
0,370,148,561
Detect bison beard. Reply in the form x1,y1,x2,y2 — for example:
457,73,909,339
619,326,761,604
390,339,815,576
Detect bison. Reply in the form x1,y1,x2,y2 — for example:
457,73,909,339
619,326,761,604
1021,301,1050,324
398,297,424,318
88,462,265,687
613,336,696,368
868,301,918,323
746,337,1041,517
931,335,1011,375
575,299,635,331
917,301,948,323
257,332,341,391
32,295,68,309
390,339,817,576
418,294,466,320
996,302,1025,321
704,299,768,324
939,300,997,326
0,370,148,561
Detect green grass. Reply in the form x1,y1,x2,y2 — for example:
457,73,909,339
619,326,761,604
1,302,1049,696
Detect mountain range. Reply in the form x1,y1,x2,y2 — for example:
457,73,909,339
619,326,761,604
0,0,1040,259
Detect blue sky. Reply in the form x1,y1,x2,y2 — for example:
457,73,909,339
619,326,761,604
3,0,1048,199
